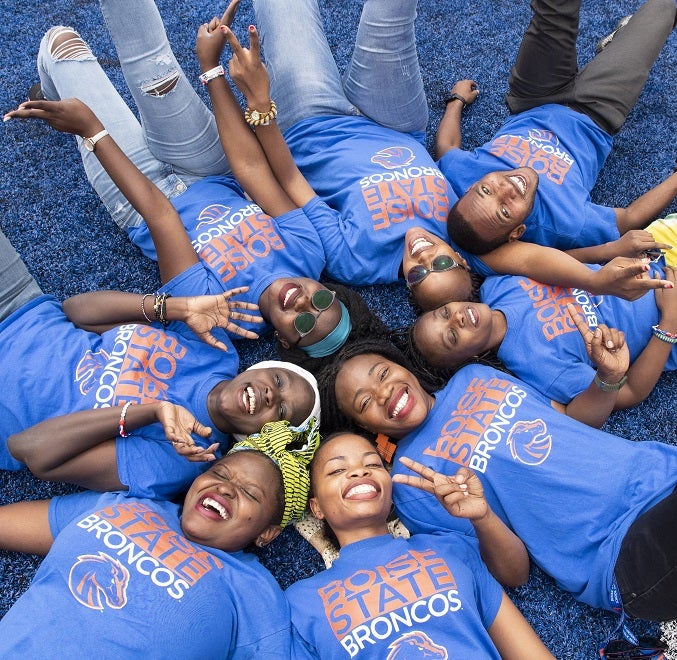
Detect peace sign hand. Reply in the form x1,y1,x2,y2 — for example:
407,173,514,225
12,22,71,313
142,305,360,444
392,456,488,522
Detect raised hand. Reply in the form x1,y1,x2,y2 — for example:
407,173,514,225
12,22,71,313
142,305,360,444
566,303,629,383
195,0,241,70
592,256,673,300
655,266,677,331
156,401,219,462
4,97,102,138
179,286,263,350
392,456,489,522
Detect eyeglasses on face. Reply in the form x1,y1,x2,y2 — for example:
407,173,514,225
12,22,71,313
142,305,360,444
293,289,336,338
406,254,461,288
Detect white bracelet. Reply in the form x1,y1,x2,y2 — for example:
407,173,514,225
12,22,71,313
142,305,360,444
199,65,225,85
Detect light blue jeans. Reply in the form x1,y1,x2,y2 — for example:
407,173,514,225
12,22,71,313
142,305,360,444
37,0,229,231
253,0,428,134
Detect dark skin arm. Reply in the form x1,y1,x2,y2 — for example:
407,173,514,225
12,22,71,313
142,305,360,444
614,170,677,235
61,286,262,350
195,4,303,216
0,500,54,555
566,229,672,264
481,240,673,301
7,402,217,491
434,79,480,160
392,457,530,588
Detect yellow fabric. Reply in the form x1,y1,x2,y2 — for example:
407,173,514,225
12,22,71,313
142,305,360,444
646,214,677,266
229,419,320,526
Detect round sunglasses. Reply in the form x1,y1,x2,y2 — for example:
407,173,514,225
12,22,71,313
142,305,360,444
406,254,462,288
294,289,337,338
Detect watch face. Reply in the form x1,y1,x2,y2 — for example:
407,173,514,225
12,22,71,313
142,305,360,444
250,110,261,121
83,138,95,152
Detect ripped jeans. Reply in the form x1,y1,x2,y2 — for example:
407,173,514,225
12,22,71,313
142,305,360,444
37,0,229,231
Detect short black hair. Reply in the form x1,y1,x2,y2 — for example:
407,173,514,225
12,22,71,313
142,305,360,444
447,200,508,255
277,282,390,373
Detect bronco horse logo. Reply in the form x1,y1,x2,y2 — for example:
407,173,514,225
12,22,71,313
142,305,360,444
69,551,131,611
371,146,416,170
506,419,552,466
387,631,448,659
74,349,111,396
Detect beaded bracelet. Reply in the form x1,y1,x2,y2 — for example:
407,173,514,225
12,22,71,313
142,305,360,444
118,401,134,438
141,293,154,323
199,65,225,85
244,100,277,127
652,324,677,344
153,292,171,327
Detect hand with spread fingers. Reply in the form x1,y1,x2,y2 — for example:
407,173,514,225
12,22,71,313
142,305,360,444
566,302,629,385
156,401,219,462
179,286,263,351
392,456,489,522
4,97,102,138
592,256,673,300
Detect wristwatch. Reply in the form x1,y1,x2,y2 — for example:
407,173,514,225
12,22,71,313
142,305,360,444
593,372,628,392
83,129,109,152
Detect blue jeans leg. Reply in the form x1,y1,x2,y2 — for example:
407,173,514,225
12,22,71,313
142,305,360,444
253,0,357,132
0,229,43,323
98,0,228,176
343,0,427,132
37,27,186,231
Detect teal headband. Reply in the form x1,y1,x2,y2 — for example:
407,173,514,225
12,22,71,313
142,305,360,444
302,301,352,358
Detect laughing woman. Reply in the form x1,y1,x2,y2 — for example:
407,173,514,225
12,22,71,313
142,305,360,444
285,432,553,659
0,413,319,657
316,339,677,623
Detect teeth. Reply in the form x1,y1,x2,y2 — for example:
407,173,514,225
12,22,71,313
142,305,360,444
244,386,256,415
202,497,230,520
346,483,377,498
509,175,526,196
283,287,299,309
391,390,409,419
410,237,433,256
467,307,477,325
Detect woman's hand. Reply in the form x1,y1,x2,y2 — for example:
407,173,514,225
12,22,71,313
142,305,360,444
591,256,673,300
655,266,677,332
178,286,263,350
196,0,240,71
566,303,629,383
4,97,102,138
392,456,489,522
606,229,671,259
156,401,219,462
222,24,272,110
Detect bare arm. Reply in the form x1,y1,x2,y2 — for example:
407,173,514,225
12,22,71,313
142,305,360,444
481,240,672,301
565,229,672,264
195,8,301,216
7,402,217,491
62,287,262,349
614,171,677,234
434,80,479,159
488,593,555,659
0,500,54,555
5,99,198,284
392,457,530,587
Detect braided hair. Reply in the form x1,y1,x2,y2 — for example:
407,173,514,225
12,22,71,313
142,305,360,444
276,282,390,373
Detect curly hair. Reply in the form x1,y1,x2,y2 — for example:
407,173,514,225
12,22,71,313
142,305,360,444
314,337,442,437
277,282,390,374
447,200,509,255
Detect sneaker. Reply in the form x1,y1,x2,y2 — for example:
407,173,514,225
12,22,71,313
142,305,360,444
595,15,633,54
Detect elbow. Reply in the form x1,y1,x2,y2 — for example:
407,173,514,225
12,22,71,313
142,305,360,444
8,433,52,480
502,565,530,589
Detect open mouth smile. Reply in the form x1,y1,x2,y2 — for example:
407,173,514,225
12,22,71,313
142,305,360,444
409,236,434,257
200,496,231,520
242,385,257,415
508,174,527,196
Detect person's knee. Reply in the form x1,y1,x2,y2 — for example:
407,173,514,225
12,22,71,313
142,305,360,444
44,26,94,61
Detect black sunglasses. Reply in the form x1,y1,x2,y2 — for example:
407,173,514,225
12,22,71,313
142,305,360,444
406,254,462,288
293,289,336,338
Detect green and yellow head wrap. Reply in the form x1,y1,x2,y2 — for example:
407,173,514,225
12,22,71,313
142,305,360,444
228,418,320,527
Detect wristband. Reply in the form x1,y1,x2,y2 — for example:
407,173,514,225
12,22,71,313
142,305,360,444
652,324,677,344
118,401,134,438
153,292,171,327
244,100,277,127
199,65,225,85
141,293,154,323
444,93,468,109
593,372,628,392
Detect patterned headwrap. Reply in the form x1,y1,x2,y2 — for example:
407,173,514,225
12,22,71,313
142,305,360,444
228,418,320,527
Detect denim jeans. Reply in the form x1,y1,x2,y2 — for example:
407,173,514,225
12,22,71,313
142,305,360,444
0,229,43,323
37,0,229,231
253,0,428,134
506,0,676,134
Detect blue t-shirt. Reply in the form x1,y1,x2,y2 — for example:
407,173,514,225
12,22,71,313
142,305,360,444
439,105,618,250
392,364,677,611
284,115,454,284
285,533,502,659
0,491,291,658
481,264,677,402
0,296,235,497
127,175,327,336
